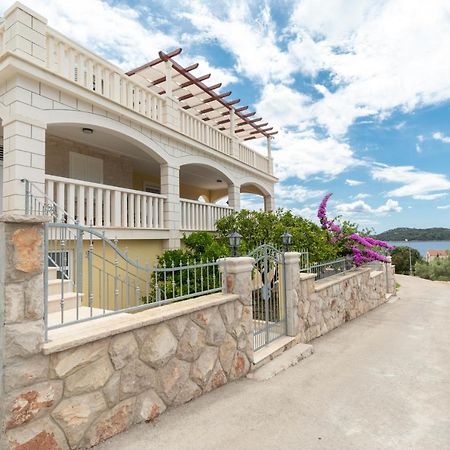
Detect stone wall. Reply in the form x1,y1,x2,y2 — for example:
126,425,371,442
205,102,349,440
0,218,254,449
45,135,134,190
294,266,395,343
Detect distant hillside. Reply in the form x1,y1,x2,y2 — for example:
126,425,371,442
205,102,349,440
374,227,450,241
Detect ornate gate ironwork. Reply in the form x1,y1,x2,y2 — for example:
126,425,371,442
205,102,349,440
248,244,287,351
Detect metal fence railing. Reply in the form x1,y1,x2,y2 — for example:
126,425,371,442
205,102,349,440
300,257,354,281
44,222,223,339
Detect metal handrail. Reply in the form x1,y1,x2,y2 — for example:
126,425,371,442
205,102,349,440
44,221,223,337
22,178,76,223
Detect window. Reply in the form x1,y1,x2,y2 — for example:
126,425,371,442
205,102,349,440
70,152,103,184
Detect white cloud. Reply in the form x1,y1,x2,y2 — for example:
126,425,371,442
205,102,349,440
273,131,357,180
416,144,422,154
185,56,238,88
354,193,371,200
432,132,450,144
288,0,450,135
414,193,447,200
181,2,294,84
240,194,264,211
437,205,450,210
255,84,312,129
336,198,401,215
345,179,363,186
275,184,325,204
2,0,179,70
372,164,450,200
394,121,406,130
290,206,317,221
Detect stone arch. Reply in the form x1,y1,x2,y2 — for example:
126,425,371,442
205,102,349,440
42,109,173,165
178,155,237,186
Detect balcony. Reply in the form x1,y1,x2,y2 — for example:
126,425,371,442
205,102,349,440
44,175,234,233
0,21,275,175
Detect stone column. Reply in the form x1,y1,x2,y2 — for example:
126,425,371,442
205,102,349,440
3,117,46,215
3,3,48,67
218,256,254,368
264,194,275,212
227,184,240,211
0,215,53,448
386,263,396,294
284,252,301,337
161,164,181,249
230,109,239,158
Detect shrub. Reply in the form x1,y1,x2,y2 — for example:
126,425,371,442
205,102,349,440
215,209,339,263
390,246,422,274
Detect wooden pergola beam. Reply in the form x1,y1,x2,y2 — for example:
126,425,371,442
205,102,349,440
127,48,276,139
126,48,182,75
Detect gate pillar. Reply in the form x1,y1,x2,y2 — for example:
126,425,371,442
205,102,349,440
284,252,301,337
218,256,254,363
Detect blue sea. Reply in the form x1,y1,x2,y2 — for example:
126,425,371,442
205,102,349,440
388,240,450,256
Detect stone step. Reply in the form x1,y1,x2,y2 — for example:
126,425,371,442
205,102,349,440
48,267,59,281
47,292,82,313
247,343,314,381
48,279,72,296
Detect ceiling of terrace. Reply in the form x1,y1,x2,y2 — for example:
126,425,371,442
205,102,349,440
126,48,277,141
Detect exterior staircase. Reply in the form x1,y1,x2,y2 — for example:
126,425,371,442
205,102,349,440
47,266,83,325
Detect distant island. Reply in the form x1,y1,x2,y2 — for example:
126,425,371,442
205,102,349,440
374,227,450,241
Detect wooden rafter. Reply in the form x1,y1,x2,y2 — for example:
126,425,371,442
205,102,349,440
126,48,276,139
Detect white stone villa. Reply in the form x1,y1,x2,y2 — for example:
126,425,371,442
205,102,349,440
0,2,277,260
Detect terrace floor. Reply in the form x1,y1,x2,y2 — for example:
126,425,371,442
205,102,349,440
96,274,450,449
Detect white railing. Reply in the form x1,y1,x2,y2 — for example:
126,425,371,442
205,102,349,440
238,143,269,172
16,26,270,174
180,110,233,156
181,199,233,231
46,28,165,122
45,175,165,228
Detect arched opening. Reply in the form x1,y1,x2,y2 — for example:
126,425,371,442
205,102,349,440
179,163,234,231
240,182,273,212
45,123,168,227
179,163,232,204
46,123,166,192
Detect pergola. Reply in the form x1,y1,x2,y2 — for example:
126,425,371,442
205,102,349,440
126,48,277,145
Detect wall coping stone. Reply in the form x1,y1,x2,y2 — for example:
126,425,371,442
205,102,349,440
0,214,51,223
314,267,371,292
299,273,317,281
370,270,384,279
218,257,254,274
43,292,239,355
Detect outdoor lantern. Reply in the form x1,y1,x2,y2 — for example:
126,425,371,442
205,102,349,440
281,231,293,252
228,231,242,257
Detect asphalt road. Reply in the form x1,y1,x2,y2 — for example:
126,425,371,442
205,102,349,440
97,274,450,450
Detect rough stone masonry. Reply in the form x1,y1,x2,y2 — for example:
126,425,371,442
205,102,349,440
0,217,254,449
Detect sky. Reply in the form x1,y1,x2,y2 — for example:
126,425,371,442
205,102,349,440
5,0,450,233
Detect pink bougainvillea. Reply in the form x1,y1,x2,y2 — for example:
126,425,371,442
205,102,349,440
317,193,394,266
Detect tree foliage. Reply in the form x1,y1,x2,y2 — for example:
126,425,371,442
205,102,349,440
214,209,339,263
390,246,422,274
375,227,450,241
415,257,450,281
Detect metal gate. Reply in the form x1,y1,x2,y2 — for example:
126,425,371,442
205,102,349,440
249,244,287,351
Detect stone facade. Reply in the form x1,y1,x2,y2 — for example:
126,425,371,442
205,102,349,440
0,218,254,449
0,217,397,449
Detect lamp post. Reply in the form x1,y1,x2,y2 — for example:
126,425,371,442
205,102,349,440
228,231,242,257
281,231,293,252
405,238,412,275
